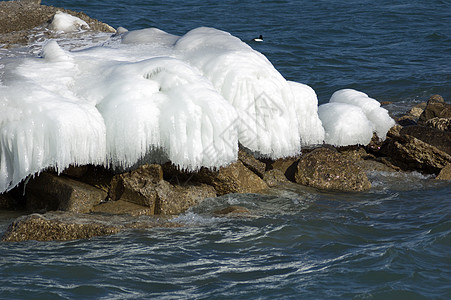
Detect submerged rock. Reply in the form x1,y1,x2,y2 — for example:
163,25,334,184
294,147,371,192
1,211,178,242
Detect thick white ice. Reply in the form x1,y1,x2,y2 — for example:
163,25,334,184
318,89,395,146
48,11,90,33
0,27,328,192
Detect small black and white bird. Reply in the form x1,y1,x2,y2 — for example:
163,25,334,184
252,35,263,42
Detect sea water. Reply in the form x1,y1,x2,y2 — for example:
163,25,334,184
1,0,450,299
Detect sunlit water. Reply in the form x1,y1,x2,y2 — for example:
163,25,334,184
1,0,450,298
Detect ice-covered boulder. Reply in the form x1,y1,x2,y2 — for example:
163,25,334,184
319,89,395,146
0,26,325,193
49,11,90,32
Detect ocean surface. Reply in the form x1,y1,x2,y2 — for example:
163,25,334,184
1,0,450,299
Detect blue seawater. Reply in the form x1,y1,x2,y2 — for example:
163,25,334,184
1,0,450,299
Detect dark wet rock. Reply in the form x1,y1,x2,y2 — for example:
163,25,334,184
1,211,179,242
399,126,451,155
263,169,290,187
418,95,450,125
294,147,371,192
214,205,251,216
395,103,426,126
26,172,107,213
0,193,18,210
0,1,115,46
195,161,268,195
238,147,266,178
62,165,89,178
436,164,451,180
266,156,300,182
380,133,451,174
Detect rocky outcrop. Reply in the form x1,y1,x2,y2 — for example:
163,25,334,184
266,156,300,182
238,147,266,178
0,1,115,46
380,127,451,174
263,169,291,187
295,147,371,192
399,126,451,155
104,164,216,215
1,211,178,242
26,172,107,213
195,161,268,195
418,95,451,125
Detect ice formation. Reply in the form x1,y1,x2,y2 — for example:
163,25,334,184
48,11,90,32
318,89,395,146
0,27,326,193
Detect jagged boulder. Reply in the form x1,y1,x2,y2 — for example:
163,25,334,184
238,147,266,178
266,156,300,182
418,95,451,124
381,133,451,174
295,147,371,192
107,164,216,215
263,169,290,187
436,164,451,180
25,172,107,213
195,161,268,195
399,126,451,155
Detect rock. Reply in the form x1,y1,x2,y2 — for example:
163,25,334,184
294,147,371,192
62,165,89,178
26,172,107,213
266,156,300,182
397,102,427,126
0,1,115,46
418,95,451,124
238,147,266,178
214,206,251,215
195,161,268,195
355,159,398,173
263,169,290,187
399,126,451,155
109,164,216,215
109,164,163,212
1,213,121,242
436,164,451,180
91,200,153,216
408,102,427,118
426,117,451,132
1,211,179,242
381,133,451,174
0,193,17,210
156,181,217,215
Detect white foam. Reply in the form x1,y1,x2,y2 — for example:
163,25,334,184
48,11,90,33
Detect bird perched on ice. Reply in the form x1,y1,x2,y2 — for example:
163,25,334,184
252,35,263,42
